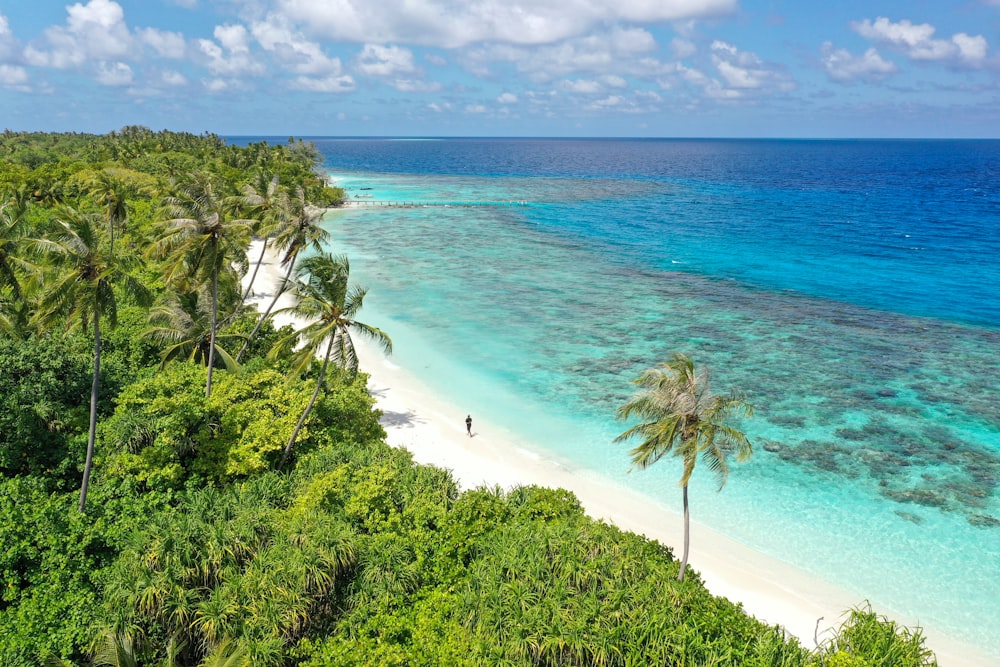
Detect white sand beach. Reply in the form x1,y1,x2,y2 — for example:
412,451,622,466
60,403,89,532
243,239,989,667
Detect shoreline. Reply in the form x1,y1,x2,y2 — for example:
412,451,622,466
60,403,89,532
243,238,991,666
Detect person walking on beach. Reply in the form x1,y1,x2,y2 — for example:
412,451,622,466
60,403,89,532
465,414,473,437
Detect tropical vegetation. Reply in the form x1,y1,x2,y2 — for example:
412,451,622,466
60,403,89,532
0,128,937,666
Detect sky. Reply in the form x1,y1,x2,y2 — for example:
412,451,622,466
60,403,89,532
0,0,998,137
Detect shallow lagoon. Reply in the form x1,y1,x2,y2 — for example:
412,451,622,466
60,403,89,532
312,139,1000,659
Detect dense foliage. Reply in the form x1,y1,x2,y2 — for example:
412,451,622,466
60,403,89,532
0,130,938,666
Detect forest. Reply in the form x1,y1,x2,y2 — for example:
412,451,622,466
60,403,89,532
0,128,936,666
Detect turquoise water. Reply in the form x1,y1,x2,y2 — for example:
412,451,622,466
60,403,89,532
291,139,1000,659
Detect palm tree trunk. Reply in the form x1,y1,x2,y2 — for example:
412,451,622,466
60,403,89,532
206,252,219,398
279,336,334,469
79,311,100,513
241,237,269,301
678,483,690,582
236,254,294,363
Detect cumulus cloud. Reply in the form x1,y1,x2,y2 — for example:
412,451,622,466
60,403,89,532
140,28,187,59
820,42,897,83
465,103,487,113
251,16,343,75
559,79,603,94
290,74,355,92
275,0,737,48
0,64,29,88
196,24,264,77
671,37,697,59
392,78,442,92
467,27,658,83
356,44,416,77
497,92,518,104
161,70,188,86
95,61,133,86
0,14,20,61
852,17,989,67
710,40,794,92
23,0,134,68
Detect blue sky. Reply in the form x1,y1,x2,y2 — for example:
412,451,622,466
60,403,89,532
0,0,998,137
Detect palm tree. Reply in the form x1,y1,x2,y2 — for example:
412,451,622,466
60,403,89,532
0,185,32,297
88,168,152,260
614,353,753,582
0,186,35,335
236,186,329,362
30,206,149,512
151,175,252,397
145,285,245,373
237,170,281,301
269,253,391,469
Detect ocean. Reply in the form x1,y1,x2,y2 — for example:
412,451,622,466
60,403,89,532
242,137,1000,659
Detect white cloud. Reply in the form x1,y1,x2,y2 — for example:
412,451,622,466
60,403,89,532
852,17,989,67
559,79,603,94
820,42,897,83
251,17,343,75
392,78,442,92
497,92,518,104
356,44,416,77
95,61,133,86
465,103,487,113
467,27,659,83
0,64,29,87
425,53,447,66
196,24,264,77
592,95,623,107
161,70,187,86
0,15,20,61
709,40,794,94
23,0,133,68
671,37,697,59
203,78,229,92
140,28,187,59
290,74,356,92
275,0,737,48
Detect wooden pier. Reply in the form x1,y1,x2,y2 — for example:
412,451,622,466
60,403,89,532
342,200,529,208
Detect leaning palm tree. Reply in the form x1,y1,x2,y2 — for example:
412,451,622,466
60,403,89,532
614,352,753,582
236,186,329,362
29,206,150,512
268,253,391,469
151,174,252,397
237,170,282,301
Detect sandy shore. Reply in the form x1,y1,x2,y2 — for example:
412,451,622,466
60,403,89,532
242,239,989,666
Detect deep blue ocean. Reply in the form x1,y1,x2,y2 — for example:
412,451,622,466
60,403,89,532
236,137,1000,659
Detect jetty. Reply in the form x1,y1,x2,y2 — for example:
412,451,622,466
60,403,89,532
341,200,529,209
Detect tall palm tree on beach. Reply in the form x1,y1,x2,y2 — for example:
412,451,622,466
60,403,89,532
236,186,329,362
614,352,753,582
269,253,391,469
151,174,252,397
238,170,282,301
30,206,150,512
